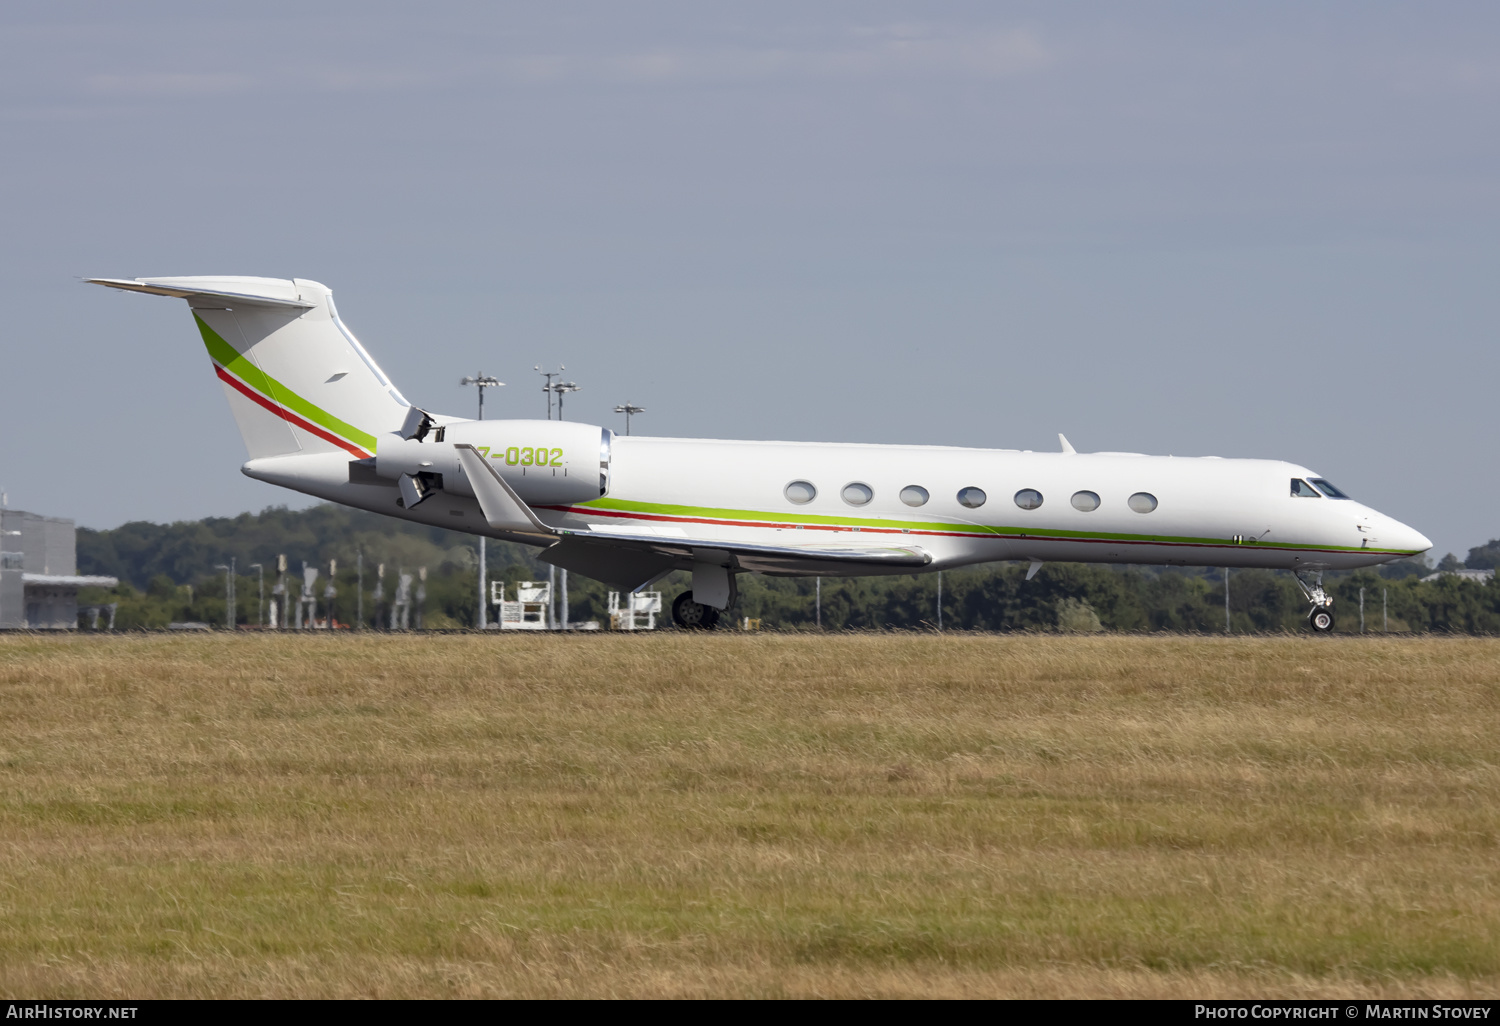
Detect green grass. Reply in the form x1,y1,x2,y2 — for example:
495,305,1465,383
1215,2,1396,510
0,632,1496,997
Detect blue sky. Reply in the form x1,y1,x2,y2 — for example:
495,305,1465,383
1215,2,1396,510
2,2,1497,560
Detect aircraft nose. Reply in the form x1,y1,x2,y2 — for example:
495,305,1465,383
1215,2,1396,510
1386,518,1432,556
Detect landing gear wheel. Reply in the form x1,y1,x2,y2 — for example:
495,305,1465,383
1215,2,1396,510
672,592,721,630
1293,569,1335,634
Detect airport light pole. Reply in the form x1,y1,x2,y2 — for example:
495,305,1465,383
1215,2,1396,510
416,566,427,630
548,380,580,421
614,402,645,435
535,365,565,419
215,558,236,629
325,558,338,628
540,371,581,626
461,373,504,631
460,373,503,420
534,364,560,621
250,563,263,627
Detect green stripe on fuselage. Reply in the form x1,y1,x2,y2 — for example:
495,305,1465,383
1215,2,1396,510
574,497,1416,556
195,314,377,453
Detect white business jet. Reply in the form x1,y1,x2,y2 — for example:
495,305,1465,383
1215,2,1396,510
90,276,1430,631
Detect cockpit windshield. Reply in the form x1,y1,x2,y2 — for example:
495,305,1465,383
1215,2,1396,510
1291,478,1322,498
1310,478,1350,499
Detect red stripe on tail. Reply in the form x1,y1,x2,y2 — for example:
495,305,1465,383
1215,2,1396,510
214,364,371,459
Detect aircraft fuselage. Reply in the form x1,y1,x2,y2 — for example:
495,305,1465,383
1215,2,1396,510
246,423,1430,576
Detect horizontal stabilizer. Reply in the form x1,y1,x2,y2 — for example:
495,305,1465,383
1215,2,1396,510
87,277,315,310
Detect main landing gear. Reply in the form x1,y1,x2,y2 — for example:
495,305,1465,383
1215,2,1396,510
1293,569,1335,633
672,592,721,630
671,563,738,630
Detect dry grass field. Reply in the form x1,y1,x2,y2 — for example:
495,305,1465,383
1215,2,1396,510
0,631,1497,999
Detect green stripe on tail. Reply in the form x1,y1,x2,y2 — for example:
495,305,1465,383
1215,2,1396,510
195,314,378,453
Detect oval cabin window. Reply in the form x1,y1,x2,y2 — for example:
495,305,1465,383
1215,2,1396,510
1071,490,1100,512
957,487,987,509
1014,488,1043,510
785,480,817,505
1128,492,1158,513
842,482,874,506
900,485,929,507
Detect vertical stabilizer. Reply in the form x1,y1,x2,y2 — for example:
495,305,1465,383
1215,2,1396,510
89,276,409,459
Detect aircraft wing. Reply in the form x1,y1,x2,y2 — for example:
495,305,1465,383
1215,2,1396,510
460,442,930,587
539,528,931,588
555,525,929,569
455,445,557,539
546,514,933,587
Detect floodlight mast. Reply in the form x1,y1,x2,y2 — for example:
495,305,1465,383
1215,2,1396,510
459,373,503,420
536,366,580,421
614,402,645,436
535,369,558,623
249,563,263,627
461,373,505,631
549,381,580,421
535,365,562,419
214,557,236,629
534,366,580,627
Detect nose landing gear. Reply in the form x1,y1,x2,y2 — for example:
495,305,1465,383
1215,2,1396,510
1293,569,1335,633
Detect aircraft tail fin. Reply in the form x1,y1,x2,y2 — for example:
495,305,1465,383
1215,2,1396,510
89,276,409,460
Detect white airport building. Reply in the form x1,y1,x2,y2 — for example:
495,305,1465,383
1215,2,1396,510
0,510,118,629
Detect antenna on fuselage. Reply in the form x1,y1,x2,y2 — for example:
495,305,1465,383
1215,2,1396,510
1059,433,1077,455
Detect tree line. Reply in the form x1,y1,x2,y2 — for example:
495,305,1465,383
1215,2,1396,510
76,504,1500,633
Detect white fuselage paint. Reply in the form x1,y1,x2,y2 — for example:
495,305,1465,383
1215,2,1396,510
246,423,1431,575
594,437,1423,572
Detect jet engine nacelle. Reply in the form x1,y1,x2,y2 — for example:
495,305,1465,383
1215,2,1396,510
375,418,611,507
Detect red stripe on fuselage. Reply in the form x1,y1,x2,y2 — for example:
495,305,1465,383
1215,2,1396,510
214,364,370,459
537,503,1386,558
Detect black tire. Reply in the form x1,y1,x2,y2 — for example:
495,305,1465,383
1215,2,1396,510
1309,606,1335,632
672,592,720,630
